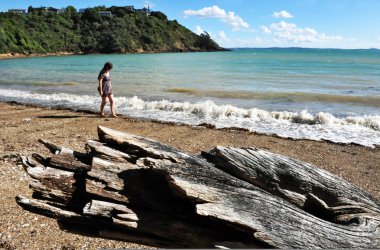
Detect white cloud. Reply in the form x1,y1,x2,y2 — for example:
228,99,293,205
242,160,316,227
206,31,231,47
272,10,294,19
183,5,250,31
217,31,229,42
194,26,203,35
184,5,225,18
260,25,271,34
267,21,342,44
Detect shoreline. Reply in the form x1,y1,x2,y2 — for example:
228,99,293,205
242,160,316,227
1,47,377,60
0,101,379,249
0,52,78,60
3,98,379,149
1,100,379,194
0,48,231,60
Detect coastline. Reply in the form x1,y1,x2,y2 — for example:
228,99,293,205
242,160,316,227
1,47,375,60
0,48,232,60
0,52,78,60
1,101,379,248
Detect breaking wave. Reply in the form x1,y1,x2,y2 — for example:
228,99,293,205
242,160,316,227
0,89,379,147
121,96,380,130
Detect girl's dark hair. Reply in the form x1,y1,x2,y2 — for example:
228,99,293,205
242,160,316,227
103,62,113,71
98,62,113,80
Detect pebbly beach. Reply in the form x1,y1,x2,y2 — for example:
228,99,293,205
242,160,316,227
0,101,379,248
0,49,379,248
1,1,380,248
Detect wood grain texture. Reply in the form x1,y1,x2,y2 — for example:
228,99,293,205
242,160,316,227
16,126,380,248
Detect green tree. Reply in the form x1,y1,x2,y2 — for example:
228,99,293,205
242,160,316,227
66,6,77,13
195,32,221,51
0,6,223,55
150,11,167,20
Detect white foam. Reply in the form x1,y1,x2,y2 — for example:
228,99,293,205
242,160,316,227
1,89,379,147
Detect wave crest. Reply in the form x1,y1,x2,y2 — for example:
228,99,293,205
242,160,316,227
0,90,379,147
120,96,379,131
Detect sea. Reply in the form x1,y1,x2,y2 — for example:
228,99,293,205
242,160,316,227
0,48,379,147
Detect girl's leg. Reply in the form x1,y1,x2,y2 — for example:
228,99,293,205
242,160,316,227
109,94,117,117
100,96,107,116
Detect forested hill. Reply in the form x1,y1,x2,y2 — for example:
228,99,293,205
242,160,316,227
0,6,225,54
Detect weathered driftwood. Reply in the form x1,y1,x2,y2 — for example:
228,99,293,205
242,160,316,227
16,126,380,249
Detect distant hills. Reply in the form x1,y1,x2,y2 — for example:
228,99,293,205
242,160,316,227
0,6,225,55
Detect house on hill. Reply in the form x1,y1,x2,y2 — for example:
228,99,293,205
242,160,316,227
29,7,64,14
99,11,112,17
136,7,150,16
125,6,135,12
8,9,27,14
47,7,65,14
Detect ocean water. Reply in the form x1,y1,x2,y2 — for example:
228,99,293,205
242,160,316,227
0,48,379,147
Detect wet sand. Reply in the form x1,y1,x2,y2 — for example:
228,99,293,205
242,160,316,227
0,101,379,249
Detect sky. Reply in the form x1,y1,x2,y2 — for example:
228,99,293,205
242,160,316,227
2,0,380,49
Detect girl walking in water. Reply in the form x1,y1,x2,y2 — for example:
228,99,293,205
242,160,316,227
98,62,117,117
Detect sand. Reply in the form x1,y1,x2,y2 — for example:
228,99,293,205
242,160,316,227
0,101,379,249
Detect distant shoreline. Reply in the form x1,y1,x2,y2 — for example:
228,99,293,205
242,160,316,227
0,52,78,59
2,47,378,60
0,48,231,60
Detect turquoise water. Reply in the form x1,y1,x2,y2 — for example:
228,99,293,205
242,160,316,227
0,48,379,146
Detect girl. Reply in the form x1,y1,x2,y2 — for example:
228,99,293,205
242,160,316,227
98,62,117,117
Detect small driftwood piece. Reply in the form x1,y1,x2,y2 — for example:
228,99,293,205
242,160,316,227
16,126,380,248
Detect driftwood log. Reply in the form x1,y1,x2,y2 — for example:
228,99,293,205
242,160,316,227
16,126,380,248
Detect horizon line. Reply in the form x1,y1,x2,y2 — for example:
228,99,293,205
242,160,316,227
225,47,380,50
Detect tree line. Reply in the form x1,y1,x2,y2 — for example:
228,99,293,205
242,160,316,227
0,6,224,54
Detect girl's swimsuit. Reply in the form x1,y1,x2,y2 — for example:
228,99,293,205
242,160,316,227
99,73,112,97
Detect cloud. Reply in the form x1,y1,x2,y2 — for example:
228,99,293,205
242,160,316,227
194,25,203,35
217,31,229,42
260,25,271,34
184,5,225,18
261,21,342,44
183,5,250,31
272,10,294,19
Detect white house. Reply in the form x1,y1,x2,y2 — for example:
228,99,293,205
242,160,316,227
8,9,27,14
99,11,112,17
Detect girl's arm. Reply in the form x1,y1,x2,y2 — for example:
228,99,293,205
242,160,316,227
98,77,103,96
